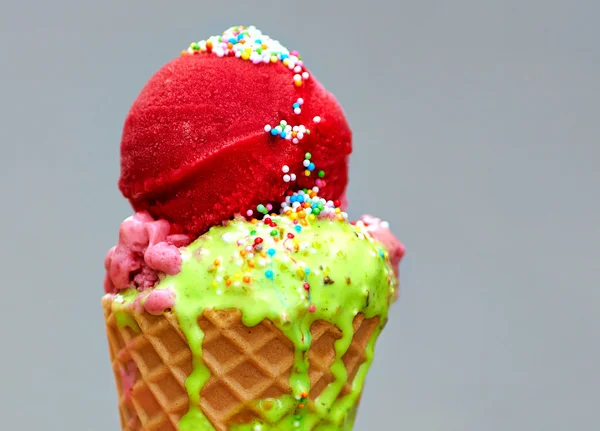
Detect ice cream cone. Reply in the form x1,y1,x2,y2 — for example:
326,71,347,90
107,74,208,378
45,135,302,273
103,295,380,431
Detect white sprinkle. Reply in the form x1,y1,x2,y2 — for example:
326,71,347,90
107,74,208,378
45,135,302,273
302,72,310,79
282,165,290,173
280,120,287,126
298,98,304,105
297,132,304,140
221,232,234,243
313,116,321,123
216,290,222,295
292,125,299,132
275,125,283,132
288,62,295,70
381,221,390,229
303,159,310,167
293,74,302,82
294,66,302,73
292,202,301,209
290,173,297,180
284,125,292,132
312,186,319,192
264,124,272,132
294,108,301,115
283,174,291,182
292,138,299,144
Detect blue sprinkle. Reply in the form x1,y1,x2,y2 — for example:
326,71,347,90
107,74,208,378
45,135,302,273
265,270,274,279
304,268,311,275
255,39,262,44
280,53,289,60
379,249,385,259
308,163,315,171
267,248,276,257
290,195,297,203
280,131,287,138
229,38,237,44
293,103,300,109
270,129,278,136
237,34,244,41
295,225,302,233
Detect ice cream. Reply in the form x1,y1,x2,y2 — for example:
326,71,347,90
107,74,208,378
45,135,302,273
103,26,405,431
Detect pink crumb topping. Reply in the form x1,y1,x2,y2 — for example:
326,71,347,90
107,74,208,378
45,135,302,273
104,211,192,293
359,215,406,277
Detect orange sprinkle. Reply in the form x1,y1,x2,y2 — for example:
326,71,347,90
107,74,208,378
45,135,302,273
248,261,255,268
225,279,232,286
227,42,233,49
303,202,311,208
298,403,305,409
301,391,309,398
294,243,300,251
292,132,297,138
240,39,246,44
213,259,221,266
262,43,267,49
181,50,188,56
206,40,213,48
243,276,251,283
240,250,246,257
298,212,306,219
295,80,303,87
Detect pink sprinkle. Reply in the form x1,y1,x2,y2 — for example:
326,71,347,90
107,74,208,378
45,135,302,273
247,209,253,217
309,305,316,313
266,203,273,211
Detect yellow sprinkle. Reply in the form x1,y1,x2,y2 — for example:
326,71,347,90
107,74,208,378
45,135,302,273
304,170,310,176
270,56,278,63
335,208,341,214
241,52,250,60
283,58,290,66
308,214,316,221
294,80,303,87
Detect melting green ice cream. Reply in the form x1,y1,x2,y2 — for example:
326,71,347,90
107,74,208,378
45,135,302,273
114,215,397,430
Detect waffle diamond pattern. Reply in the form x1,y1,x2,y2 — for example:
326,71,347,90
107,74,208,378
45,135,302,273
103,296,379,431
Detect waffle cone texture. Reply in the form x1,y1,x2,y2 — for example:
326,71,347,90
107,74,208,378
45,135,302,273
102,295,380,431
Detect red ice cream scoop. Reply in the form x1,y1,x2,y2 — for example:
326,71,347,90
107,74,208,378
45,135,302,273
119,33,352,235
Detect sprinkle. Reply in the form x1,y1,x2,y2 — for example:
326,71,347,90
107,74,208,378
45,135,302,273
267,248,276,256
295,225,302,232
282,165,290,173
297,98,304,105
309,305,316,313
308,163,315,171
264,124,272,132
290,173,297,181
303,282,310,290
265,269,274,279
318,170,325,178
313,116,321,123
270,229,278,237
303,159,310,167
266,203,273,211
302,72,310,79
246,210,253,217
254,237,263,244
270,128,278,136
294,108,301,115
283,174,291,182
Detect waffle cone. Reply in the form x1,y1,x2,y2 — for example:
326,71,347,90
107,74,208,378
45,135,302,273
103,295,379,431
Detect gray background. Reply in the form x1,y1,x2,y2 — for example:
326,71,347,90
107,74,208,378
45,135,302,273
1,0,598,430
